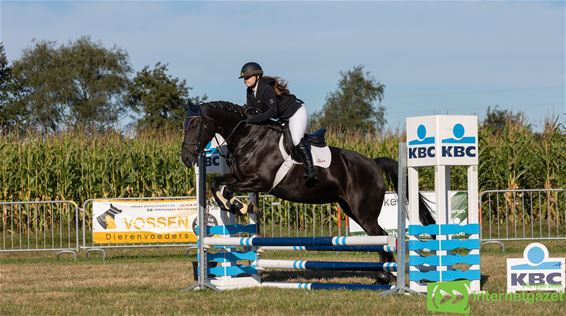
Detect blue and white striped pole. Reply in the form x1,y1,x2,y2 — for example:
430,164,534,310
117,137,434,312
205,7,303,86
204,236,392,247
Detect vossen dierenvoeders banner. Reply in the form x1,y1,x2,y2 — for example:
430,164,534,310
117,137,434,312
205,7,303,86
92,199,199,244
406,115,478,167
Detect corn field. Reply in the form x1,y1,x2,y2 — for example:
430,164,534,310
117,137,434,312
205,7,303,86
0,131,195,203
0,118,564,232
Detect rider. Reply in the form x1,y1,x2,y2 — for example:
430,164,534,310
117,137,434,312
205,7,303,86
239,61,318,185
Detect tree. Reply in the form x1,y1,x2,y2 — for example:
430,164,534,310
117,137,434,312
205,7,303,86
59,37,132,130
0,42,28,133
126,62,205,132
482,105,529,135
311,65,386,133
11,37,132,133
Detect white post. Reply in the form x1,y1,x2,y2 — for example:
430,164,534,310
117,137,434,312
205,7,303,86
408,167,420,225
467,165,479,225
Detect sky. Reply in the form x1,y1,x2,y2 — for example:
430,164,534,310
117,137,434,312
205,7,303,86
1,0,565,131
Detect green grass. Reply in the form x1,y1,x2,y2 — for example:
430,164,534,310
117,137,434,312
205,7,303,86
1,241,565,315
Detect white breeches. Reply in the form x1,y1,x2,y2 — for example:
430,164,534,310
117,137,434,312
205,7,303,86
288,105,308,146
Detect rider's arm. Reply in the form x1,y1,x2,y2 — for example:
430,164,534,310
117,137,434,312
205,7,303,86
246,86,278,123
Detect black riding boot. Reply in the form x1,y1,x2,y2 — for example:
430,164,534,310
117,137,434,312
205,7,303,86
296,140,319,186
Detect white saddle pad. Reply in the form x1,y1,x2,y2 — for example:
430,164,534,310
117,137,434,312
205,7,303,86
270,135,331,190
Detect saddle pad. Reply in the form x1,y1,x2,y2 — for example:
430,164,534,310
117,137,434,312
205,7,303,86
271,136,331,190
279,135,331,168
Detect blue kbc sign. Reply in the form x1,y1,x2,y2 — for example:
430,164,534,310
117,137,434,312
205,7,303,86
201,135,229,174
204,141,222,167
440,123,476,158
408,124,435,159
507,243,565,292
406,116,478,167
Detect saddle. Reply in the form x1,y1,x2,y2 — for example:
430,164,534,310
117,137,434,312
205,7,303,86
282,125,328,161
269,122,331,190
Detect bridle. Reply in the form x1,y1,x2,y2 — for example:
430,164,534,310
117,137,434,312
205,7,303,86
183,115,245,160
183,116,206,158
182,106,256,163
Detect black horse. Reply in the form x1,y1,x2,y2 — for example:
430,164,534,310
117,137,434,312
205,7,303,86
181,101,435,284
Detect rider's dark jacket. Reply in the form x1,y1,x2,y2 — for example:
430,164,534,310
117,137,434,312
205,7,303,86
246,77,302,123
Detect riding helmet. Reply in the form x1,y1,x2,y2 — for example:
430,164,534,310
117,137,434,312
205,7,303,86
239,62,263,79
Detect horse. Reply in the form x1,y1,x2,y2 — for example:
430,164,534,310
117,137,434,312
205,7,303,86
181,100,435,284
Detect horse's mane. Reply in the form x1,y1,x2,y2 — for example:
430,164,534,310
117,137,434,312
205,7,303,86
201,101,247,118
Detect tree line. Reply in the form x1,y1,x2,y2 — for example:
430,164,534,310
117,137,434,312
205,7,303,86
1,37,388,135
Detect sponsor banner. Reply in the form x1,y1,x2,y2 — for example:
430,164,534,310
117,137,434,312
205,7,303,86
407,115,437,167
96,231,194,244
92,199,227,244
507,243,565,293
349,191,468,235
203,134,230,174
407,115,478,167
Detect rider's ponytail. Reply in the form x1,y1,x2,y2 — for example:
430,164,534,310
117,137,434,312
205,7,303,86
263,76,290,96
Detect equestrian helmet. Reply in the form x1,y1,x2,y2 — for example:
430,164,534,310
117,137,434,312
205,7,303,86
239,62,263,79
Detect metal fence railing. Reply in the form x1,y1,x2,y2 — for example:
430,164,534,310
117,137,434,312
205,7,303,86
480,188,566,251
0,201,79,258
4,188,562,258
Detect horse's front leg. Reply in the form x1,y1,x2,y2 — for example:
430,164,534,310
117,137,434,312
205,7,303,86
221,176,271,216
210,174,239,213
210,174,262,216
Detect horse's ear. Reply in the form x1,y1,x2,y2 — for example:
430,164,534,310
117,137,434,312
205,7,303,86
184,101,201,117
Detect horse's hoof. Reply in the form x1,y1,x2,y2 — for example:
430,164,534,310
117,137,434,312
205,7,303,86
374,272,392,285
213,192,230,211
239,204,248,215
228,197,250,216
229,203,244,216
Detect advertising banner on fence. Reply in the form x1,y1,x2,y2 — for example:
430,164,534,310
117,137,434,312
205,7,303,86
349,191,469,235
92,199,198,244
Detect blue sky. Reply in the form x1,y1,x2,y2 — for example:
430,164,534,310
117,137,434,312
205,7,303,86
1,0,564,130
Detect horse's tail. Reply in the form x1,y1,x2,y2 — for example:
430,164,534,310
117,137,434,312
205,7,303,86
373,157,436,226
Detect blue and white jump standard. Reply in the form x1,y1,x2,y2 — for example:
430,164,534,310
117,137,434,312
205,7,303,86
406,115,482,293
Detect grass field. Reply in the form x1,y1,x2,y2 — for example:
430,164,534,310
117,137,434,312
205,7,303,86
1,240,565,316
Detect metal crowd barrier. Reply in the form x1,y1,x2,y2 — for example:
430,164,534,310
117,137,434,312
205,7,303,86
6,189,560,258
0,201,79,258
480,188,566,252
